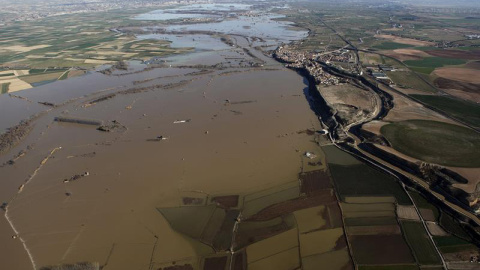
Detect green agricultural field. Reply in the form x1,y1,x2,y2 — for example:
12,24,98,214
401,221,442,265
413,47,441,52
433,235,477,253
0,9,185,69
404,57,467,74
387,71,437,93
328,163,411,205
324,141,410,205
20,72,64,84
410,95,480,128
437,18,480,26
373,42,414,50
58,71,70,81
408,66,436,74
345,216,398,226
439,213,471,240
1,83,10,94
381,120,480,167
358,265,419,270
409,192,440,221
350,234,415,264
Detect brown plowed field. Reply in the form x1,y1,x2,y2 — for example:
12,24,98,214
397,205,420,220
434,67,480,84
203,256,228,270
419,208,436,221
426,49,480,60
350,235,416,264
434,77,480,93
347,225,401,235
466,61,480,69
300,170,332,195
385,49,431,61
375,34,434,46
212,195,239,209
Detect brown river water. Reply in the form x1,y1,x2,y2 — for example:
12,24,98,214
0,7,323,269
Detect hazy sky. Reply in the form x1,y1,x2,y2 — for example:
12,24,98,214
3,0,480,8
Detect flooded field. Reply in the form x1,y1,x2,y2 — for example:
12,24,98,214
134,3,252,21
3,1,480,269
0,64,323,269
0,3,324,269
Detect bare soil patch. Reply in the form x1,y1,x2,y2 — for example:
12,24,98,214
384,49,431,61
361,121,388,136
441,86,480,103
319,84,375,125
426,49,480,60
427,222,448,236
434,67,480,84
375,34,434,46
419,208,436,221
448,167,480,193
319,84,374,111
1,44,51,53
434,76,480,93
466,61,480,69
67,70,86,78
380,86,457,123
0,78,31,92
397,205,420,220
443,249,480,262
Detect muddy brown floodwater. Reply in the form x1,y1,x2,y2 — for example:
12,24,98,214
0,30,321,269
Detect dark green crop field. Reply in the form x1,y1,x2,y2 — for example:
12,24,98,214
411,95,480,128
401,221,442,265
404,57,467,74
381,120,480,167
373,42,414,50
